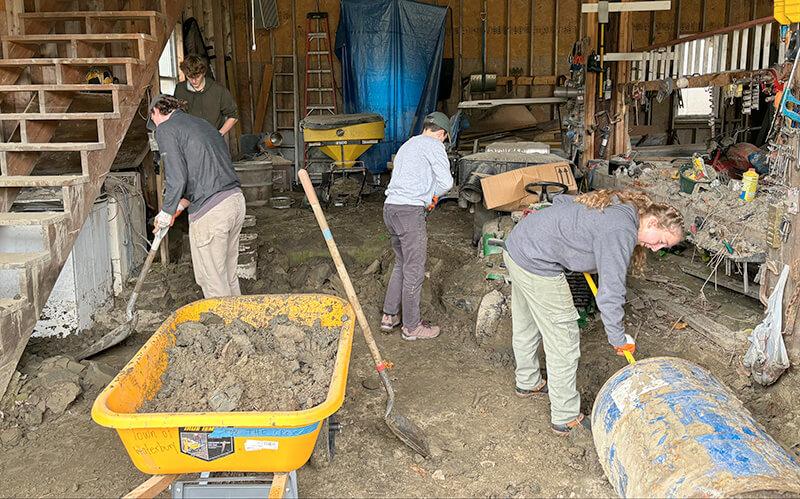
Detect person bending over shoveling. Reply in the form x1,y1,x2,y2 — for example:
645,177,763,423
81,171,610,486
503,189,684,435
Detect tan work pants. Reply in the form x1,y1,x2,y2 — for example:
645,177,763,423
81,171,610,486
189,192,246,298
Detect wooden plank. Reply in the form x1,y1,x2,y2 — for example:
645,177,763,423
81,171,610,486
0,57,142,65
582,0,598,165
268,473,288,499
123,475,178,499
680,264,760,300
613,0,633,157
211,0,226,86
4,33,155,41
0,141,104,151
253,63,272,133
637,16,775,51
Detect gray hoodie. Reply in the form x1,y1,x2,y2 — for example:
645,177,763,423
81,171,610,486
505,195,638,347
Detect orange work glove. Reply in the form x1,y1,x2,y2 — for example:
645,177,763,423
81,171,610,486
614,334,636,356
426,195,439,212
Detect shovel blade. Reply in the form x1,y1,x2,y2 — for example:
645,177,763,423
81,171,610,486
77,323,133,360
385,410,430,457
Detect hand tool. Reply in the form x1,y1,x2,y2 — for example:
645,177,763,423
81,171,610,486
583,272,636,365
78,226,170,360
298,169,431,457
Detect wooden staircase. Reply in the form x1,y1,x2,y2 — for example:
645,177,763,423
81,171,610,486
0,0,186,396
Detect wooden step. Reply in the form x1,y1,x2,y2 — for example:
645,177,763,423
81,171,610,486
0,57,143,67
0,252,49,269
0,175,89,187
0,212,67,225
0,112,120,121
20,10,165,21
3,33,155,43
0,142,104,152
0,84,129,92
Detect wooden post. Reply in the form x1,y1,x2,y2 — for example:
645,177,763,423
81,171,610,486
583,0,599,166
211,0,227,87
124,475,178,499
612,1,633,156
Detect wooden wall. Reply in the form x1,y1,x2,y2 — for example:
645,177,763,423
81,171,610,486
180,0,774,146
181,0,585,137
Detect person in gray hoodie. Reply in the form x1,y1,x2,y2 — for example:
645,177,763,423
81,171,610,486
503,189,684,436
380,112,454,341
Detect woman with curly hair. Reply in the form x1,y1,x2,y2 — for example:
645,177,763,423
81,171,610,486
502,189,684,436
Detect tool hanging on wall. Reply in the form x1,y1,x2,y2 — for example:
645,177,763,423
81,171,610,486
469,0,496,94
581,1,672,100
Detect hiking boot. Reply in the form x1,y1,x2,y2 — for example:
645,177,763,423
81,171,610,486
551,413,591,436
514,380,548,398
380,313,401,332
401,322,440,341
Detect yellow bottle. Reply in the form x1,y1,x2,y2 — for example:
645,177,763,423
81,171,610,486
740,169,759,202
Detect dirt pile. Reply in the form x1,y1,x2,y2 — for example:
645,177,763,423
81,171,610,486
0,355,117,448
140,313,341,413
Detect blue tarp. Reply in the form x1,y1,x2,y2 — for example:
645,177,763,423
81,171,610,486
335,0,447,173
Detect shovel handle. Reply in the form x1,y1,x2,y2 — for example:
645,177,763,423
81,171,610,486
583,272,636,365
298,169,387,371
126,226,168,320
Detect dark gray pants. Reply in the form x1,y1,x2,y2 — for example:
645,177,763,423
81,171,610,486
383,204,427,329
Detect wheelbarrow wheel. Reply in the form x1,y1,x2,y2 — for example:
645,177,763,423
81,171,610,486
309,416,338,469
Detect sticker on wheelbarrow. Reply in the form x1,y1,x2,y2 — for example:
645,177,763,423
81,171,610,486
178,427,234,461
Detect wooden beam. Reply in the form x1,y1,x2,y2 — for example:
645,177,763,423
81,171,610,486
211,0,226,86
583,0,599,166
268,473,288,499
253,63,272,133
627,69,764,92
495,75,557,86
638,16,775,51
613,0,633,157
123,475,179,499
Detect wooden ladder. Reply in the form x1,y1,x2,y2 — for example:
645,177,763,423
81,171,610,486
0,0,186,397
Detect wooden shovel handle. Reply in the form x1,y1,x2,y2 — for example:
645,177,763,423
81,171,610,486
298,169,387,371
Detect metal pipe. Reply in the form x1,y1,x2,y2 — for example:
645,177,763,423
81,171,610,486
593,357,800,497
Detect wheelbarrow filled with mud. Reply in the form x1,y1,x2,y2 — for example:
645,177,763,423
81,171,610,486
92,294,354,496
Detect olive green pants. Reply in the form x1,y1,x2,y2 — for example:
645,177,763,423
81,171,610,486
503,251,581,425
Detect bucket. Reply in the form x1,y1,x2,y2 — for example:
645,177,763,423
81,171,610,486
238,232,258,253
234,159,273,207
678,163,709,194
592,357,800,497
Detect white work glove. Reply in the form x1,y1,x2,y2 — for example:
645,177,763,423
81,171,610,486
614,334,636,356
153,210,172,233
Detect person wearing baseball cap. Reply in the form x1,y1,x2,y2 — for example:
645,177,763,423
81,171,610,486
380,112,454,341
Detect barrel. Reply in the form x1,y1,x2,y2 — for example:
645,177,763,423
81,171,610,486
592,357,800,498
234,159,273,207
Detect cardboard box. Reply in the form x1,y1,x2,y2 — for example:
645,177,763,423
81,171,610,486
480,162,578,211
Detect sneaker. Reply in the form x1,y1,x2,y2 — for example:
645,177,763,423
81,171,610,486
380,313,401,332
401,322,440,341
551,413,591,436
514,380,548,398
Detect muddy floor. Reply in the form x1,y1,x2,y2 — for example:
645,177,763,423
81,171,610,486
1,192,799,498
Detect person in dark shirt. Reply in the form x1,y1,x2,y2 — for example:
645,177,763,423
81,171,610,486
173,54,239,136
149,94,245,298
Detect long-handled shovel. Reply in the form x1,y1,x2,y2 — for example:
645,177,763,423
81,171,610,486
78,226,169,360
299,169,431,457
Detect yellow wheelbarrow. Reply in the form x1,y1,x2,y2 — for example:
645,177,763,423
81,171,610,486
92,293,355,481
